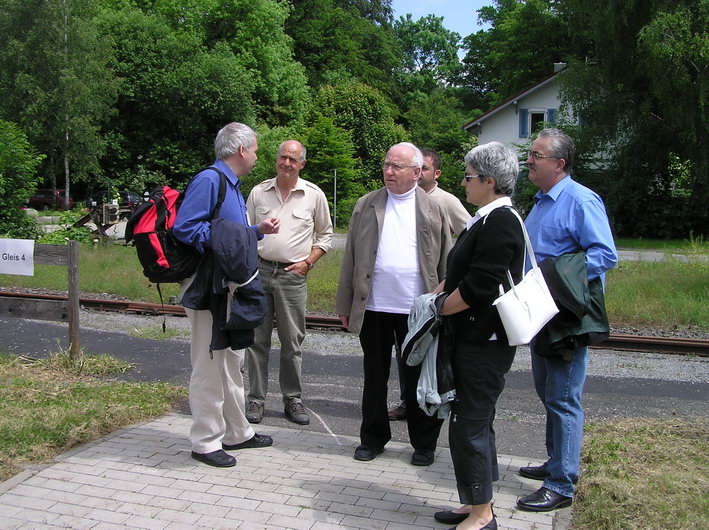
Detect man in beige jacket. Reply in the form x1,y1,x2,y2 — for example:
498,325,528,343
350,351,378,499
336,142,451,465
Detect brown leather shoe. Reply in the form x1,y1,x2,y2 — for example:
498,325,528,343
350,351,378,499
285,401,310,425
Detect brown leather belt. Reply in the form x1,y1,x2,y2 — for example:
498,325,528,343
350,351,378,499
258,257,293,268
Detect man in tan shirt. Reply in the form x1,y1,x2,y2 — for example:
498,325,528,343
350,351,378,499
245,140,333,425
419,148,471,236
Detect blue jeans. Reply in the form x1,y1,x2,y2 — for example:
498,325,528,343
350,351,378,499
531,345,589,498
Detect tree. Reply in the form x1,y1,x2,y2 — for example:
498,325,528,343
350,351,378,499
285,0,401,96
0,0,118,204
302,115,364,226
459,0,577,109
394,13,461,97
313,81,408,189
0,120,45,238
96,7,258,189
559,0,708,237
152,0,309,126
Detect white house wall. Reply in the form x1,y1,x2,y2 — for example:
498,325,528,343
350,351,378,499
474,79,572,155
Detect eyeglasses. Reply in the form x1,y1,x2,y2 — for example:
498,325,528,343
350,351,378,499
382,161,418,172
527,150,559,161
463,174,488,182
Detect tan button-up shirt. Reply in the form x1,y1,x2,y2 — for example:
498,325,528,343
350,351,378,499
428,184,471,236
246,177,333,263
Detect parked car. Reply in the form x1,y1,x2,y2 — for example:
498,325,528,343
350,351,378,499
84,189,141,209
27,189,75,210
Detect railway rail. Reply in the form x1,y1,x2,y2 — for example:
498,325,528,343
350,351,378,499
1,291,707,356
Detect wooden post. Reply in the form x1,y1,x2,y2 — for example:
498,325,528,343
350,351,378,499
67,240,81,358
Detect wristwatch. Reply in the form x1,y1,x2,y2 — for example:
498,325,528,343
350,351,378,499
304,260,314,270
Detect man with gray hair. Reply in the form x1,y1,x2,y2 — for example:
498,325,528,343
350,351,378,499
173,122,280,468
336,142,452,464
517,128,617,511
245,140,333,426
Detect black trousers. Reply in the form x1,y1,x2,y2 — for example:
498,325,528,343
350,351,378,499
359,310,444,450
449,339,516,505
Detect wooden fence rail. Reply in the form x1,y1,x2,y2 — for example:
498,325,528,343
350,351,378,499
0,241,81,357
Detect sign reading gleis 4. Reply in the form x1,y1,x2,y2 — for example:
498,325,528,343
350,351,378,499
0,239,35,276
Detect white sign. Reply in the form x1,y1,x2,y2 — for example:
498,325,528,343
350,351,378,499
0,239,35,276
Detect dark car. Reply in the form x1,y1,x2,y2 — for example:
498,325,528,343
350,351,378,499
27,189,75,210
85,189,141,209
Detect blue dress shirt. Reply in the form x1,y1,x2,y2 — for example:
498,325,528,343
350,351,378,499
524,176,617,281
173,160,259,254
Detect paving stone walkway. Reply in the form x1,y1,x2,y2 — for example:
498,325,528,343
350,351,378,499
0,414,565,529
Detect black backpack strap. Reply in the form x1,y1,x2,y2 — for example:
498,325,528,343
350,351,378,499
206,166,228,219
187,166,228,220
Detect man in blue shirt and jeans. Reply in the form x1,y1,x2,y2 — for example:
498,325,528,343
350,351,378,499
173,122,280,468
517,128,617,511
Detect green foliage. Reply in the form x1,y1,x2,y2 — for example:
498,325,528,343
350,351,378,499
314,81,408,187
0,120,45,237
302,115,364,226
0,0,118,195
404,89,470,155
285,0,401,97
97,7,258,188
152,0,309,126
459,0,580,109
394,13,461,96
37,208,93,245
559,0,708,237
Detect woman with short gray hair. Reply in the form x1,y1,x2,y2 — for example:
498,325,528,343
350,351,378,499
432,141,525,529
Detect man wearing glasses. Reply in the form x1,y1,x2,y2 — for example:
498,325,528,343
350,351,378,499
336,142,452,464
517,128,617,511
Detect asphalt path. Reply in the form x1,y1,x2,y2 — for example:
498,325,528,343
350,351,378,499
3,315,708,461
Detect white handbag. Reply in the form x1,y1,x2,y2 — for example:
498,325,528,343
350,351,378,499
492,209,559,346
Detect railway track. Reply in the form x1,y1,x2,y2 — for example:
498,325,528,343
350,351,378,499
1,291,707,356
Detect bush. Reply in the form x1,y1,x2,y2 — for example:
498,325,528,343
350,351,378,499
0,120,45,237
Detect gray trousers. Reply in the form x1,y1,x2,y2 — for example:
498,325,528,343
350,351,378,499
246,261,307,405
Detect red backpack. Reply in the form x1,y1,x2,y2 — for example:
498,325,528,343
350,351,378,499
125,167,227,284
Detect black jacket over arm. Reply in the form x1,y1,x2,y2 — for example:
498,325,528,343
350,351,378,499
443,206,525,345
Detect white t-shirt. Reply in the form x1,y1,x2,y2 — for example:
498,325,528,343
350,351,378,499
366,186,425,314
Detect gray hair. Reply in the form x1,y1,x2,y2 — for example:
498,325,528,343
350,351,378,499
214,122,257,160
391,142,424,168
278,140,307,161
537,128,575,172
464,141,519,197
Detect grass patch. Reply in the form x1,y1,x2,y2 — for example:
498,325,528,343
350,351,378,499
129,326,190,340
574,417,709,529
0,242,180,304
0,352,186,481
615,235,707,251
307,248,343,313
605,257,708,328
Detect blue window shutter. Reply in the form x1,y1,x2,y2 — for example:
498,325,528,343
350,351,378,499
547,108,556,124
519,109,529,138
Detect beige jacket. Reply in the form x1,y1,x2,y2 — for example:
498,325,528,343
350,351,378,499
336,186,452,334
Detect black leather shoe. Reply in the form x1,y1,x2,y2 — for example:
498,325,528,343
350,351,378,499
222,433,273,450
519,462,548,480
433,509,469,525
353,444,384,461
191,449,236,467
411,449,434,466
388,402,407,421
246,401,263,424
517,487,572,512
